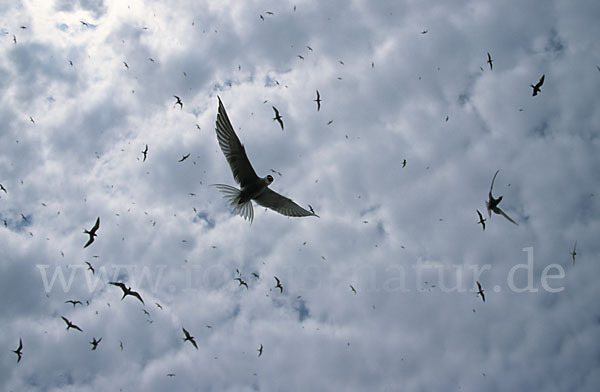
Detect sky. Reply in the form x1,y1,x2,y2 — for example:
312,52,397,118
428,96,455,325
1,0,600,391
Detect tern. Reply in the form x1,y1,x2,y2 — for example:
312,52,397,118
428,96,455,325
65,300,83,307
476,210,486,231
83,217,100,248
272,106,284,130
476,281,485,302
235,277,248,289
571,241,577,265
349,285,357,294
486,170,518,225
314,90,321,111
487,52,493,70
530,74,545,96
142,144,148,162
108,282,144,304
213,97,318,222
90,337,102,350
178,153,190,162
182,327,198,349
173,95,183,109
12,338,23,363
85,261,95,274
274,276,283,293
258,344,263,357
61,316,83,332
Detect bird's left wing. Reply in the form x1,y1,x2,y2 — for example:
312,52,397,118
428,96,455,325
496,207,519,226
254,188,318,218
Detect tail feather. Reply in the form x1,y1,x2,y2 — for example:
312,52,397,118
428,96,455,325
212,184,254,223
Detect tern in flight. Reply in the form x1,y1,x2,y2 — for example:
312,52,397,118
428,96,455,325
0,183,6,193
274,276,283,293
476,210,486,231
83,217,100,248
487,52,493,70
173,95,183,109
258,344,263,357
314,90,321,111
142,144,148,162
12,338,23,363
476,281,485,303
90,337,102,350
85,261,95,274
401,159,407,168
571,241,577,265
212,97,319,222
61,316,83,332
486,170,518,225
530,74,545,96
272,106,284,130
182,327,198,349
65,300,83,307
349,285,357,294
235,277,248,289
178,153,190,162
108,282,145,304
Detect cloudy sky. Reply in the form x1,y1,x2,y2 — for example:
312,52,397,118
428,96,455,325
2,0,600,390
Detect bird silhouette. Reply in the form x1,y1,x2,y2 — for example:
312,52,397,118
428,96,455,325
401,159,407,168
65,300,83,307
530,74,545,96
178,153,190,162
235,277,248,289
142,144,148,162
314,90,321,111
90,337,102,350
83,217,100,248
486,170,518,225
61,316,83,332
213,97,318,222
123,61,129,69
252,272,260,279
274,276,283,293
272,106,284,130
349,285,357,294
173,95,183,109
108,281,144,304
182,327,198,349
0,183,6,193
258,344,263,357
571,241,577,265
297,55,304,60
476,210,486,231
12,338,23,363
166,373,176,377
155,302,163,310
476,281,485,302
85,261,95,274
487,52,493,70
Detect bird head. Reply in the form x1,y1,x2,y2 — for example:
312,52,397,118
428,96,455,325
265,175,273,184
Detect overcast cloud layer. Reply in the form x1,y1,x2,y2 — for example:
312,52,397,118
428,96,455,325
1,0,600,391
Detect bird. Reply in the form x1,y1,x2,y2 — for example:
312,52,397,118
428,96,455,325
13,34,17,44
0,183,6,193
212,97,319,222
571,241,577,265
120,341,123,351
349,285,357,294
487,52,493,70
142,309,150,316
297,55,304,60
123,61,129,69
308,204,316,215
182,327,198,349
530,74,545,96
85,261,95,274
178,153,190,162
90,337,102,351
235,277,248,289
272,106,284,130
486,170,518,225
142,144,148,162
306,45,313,51
258,344,263,357
274,276,283,293
108,281,144,304
61,316,83,332
80,20,89,27
421,30,428,34
314,90,321,111
65,300,83,307
476,210,486,231
155,302,163,310
12,338,23,363
83,217,100,248
29,116,35,124
251,272,260,279
269,169,282,176
173,95,183,109
401,159,407,168
476,281,485,302
166,373,176,377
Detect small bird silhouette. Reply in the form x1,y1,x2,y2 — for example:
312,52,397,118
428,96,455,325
173,95,183,109
0,183,6,193
297,55,304,60
80,20,89,27
90,337,102,350
83,217,100,248
155,302,163,310
349,285,357,294
272,106,284,130
142,144,148,162
258,344,263,357
108,281,144,304
235,277,248,289
314,90,321,111
486,170,518,225
530,74,545,96
476,210,486,231
123,61,129,69
571,241,577,265
65,300,83,307
61,316,83,332
421,30,428,34
487,52,493,70
274,276,283,293
178,153,190,162
12,338,23,363
401,159,407,168
166,373,176,377
476,281,485,302
85,261,95,274
182,327,198,349
251,272,260,279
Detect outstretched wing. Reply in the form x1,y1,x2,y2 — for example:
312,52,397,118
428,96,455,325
216,97,260,188
254,188,317,218
108,282,127,292
538,74,545,87
496,207,519,226
90,217,100,233
489,169,499,197
130,290,145,304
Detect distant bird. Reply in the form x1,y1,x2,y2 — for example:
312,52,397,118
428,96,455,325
13,34,16,44
142,309,150,316
257,344,263,357
61,316,83,332
265,11,274,15
349,285,357,294
108,281,144,304
65,300,83,307
272,106,284,130
297,55,304,60
421,30,428,34
148,57,155,62
259,14,264,20
327,120,333,125
83,217,100,248
142,144,148,162
155,302,163,310
308,204,316,215
306,45,313,51
123,61,129,69
339,60,344,65
401,159,407,168
173,95,183,109
182,327,198,349
90,337,102,351
269,169,282,176
476,210,486,231
530,74,545,96
29,116,35,124
234,277,248,289
119,341,123,351
0,183,6,193
571,241,577,265
166,373,176,377
80,20,89,27
213,97,318,222
20,213,27,221
487,52,493,70
251,272,260,279
486,170,518,225
12,338,23,363
314,90,321,111
476,281,485,302
178,153,190,162
274,276,283,293
85,261,95,274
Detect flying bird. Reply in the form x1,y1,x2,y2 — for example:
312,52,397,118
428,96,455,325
167,373,176,377
142,144,148,162
155,302,163,310
12,338,23,363
123,61,129,69
421,30,428,34
252,272,260,279
486,170,518,225
349,285,357,294
297,55,304,60
80,20,89,27
571,241,577,265
314,90,321,111
173,95,183,109
235,277,248,289
476,209,486,231
530,74,545,96
90,337,102,351
83,217,100,248
182,327,198,349
178,153,190,162
0,183,6,193
487,52,493,70
212,97,319,222
85,261,95,274
108,281,144,304
401,159,407,168
258,344,263,357
476,281,485,302
272,106,284,130
61,316,83,332
65,300,83,307
274,276,283,293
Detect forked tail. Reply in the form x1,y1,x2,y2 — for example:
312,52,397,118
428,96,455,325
212,184,254,223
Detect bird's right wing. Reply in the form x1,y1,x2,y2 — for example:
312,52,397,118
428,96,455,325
91,217,100,233
489,169,500,196
108,282,127,291
216,98,260,188
254,188,318,218
496,207,519,226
